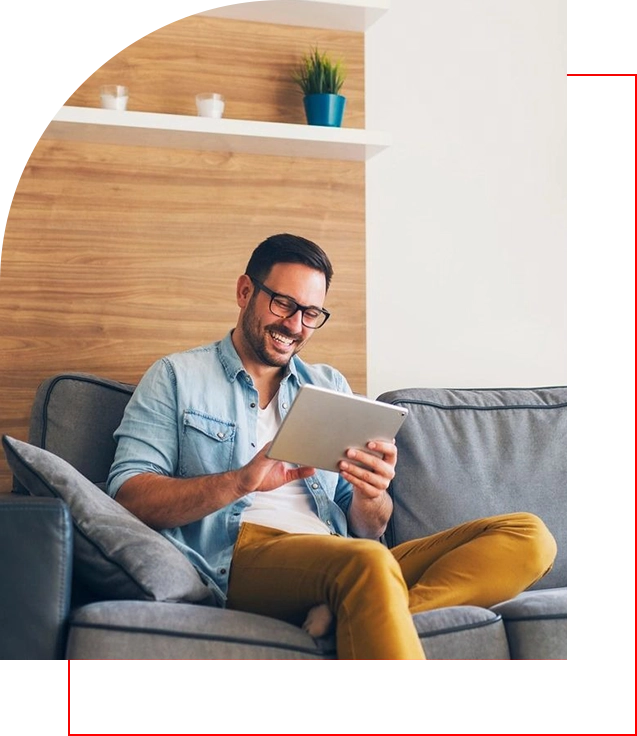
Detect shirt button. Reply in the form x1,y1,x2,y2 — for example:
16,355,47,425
250,402,256,408
326,520,332,526
282,402,288,410
220,568,227,575
311,482,319,489
217,432,225,439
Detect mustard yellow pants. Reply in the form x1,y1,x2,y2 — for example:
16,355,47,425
226,512,557,660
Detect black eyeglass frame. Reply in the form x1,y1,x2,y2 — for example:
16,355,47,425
247,275,331,329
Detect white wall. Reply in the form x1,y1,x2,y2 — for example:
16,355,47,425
365,0,566,398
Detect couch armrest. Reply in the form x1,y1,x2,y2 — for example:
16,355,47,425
0,495,73,659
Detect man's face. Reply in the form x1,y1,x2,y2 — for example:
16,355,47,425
237,262,327,369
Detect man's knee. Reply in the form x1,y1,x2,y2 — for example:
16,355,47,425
343,539,403,580
329,540,408,612
504,511,558,579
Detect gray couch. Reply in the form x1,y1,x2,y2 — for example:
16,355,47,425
1,373,566,659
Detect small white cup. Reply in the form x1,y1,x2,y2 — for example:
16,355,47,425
196,93,225,118
100,85,129,111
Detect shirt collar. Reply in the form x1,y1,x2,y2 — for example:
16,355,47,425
217,330,300,386
217,331,245,382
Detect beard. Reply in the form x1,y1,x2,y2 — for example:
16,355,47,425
240,295,305,368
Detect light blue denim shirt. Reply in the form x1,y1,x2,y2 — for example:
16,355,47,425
107,331,354,605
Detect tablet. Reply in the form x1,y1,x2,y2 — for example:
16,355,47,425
266,384,409,472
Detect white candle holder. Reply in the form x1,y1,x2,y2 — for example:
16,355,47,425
100,85,129,111
196,93,225,119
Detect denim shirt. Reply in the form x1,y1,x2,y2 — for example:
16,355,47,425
107,331,354,605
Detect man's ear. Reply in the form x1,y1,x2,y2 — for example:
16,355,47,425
236,274,253,308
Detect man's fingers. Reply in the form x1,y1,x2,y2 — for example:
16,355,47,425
343,448,395,481
341,465,387,490
339,467,384,499
367,440,397,463
289,465,316,481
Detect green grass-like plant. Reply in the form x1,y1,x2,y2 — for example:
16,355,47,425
292,47,345,96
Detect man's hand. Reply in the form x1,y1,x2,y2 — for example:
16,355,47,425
340,440,397,539
235,443,315,498
338,440,397,498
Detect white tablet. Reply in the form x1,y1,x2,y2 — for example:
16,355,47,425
266,384,409,472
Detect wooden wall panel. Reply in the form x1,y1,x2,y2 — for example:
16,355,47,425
0,15,366,491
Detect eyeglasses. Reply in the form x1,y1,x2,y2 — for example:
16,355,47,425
248,275,331,329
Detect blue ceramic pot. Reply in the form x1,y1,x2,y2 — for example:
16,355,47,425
303,93,346,127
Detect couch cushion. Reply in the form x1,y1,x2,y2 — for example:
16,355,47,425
27,373,135,487
491,588,567,659
67,601,331,659
2,436,216,606
66,601,510,660
413,605,510,659
378,387,566,589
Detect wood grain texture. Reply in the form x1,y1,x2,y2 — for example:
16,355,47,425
66,15,365,128
0,15,366,492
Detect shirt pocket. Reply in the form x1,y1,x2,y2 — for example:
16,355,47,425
180,411,237,477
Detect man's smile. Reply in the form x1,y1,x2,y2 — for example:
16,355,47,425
268,328,297,349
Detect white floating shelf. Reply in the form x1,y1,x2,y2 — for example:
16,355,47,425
43,107,391,162
199,0,389,32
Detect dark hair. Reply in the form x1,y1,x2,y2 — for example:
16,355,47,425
245,233,334,291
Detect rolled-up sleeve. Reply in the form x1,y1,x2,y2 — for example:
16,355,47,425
107,358,179,497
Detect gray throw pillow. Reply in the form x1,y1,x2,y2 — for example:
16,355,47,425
2,436,216,605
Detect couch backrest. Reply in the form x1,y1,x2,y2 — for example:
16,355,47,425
377,387,567,590
27,373,135,489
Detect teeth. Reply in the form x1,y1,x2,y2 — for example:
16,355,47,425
270,330,293,346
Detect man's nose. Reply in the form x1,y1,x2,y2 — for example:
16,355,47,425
283,309,304,332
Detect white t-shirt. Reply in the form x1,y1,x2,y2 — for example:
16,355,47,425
240,395,332,535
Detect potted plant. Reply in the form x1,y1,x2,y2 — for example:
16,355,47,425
292,47,346,127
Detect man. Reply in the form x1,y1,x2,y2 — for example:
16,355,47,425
108,233,556,660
